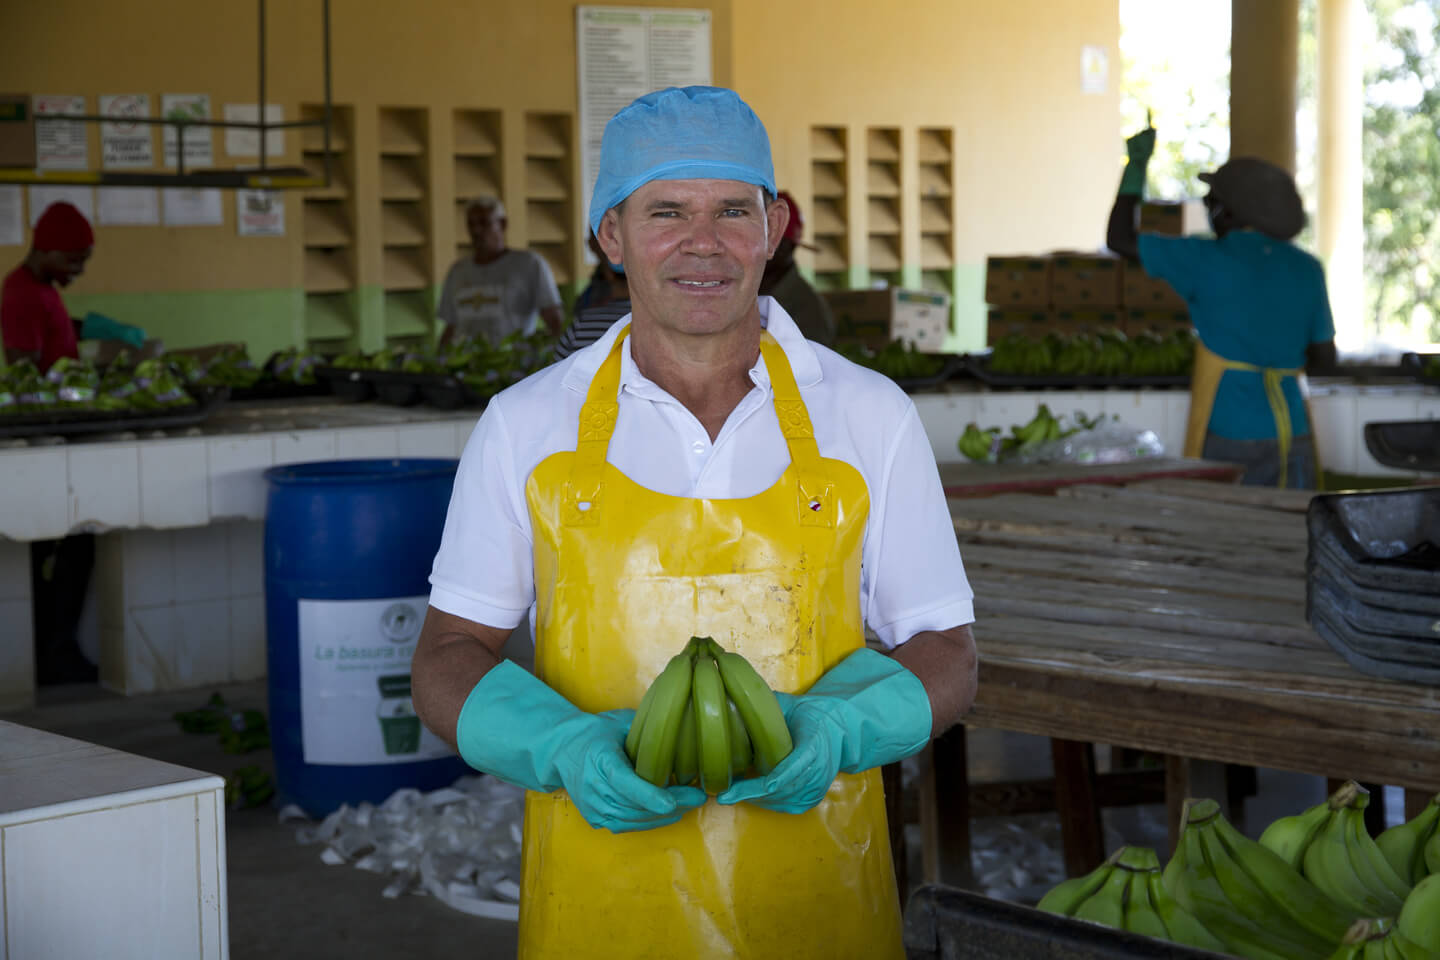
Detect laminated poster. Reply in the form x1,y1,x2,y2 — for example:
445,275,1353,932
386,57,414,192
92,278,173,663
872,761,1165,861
99,94,155,169
224,104,285,158
162,187,223,226
28,185,94,227
161,93,213,168
0,187,23,246
33,95,88,170
576,6,711,232
296,596,453,765
98,187,160,226
236,188,284,237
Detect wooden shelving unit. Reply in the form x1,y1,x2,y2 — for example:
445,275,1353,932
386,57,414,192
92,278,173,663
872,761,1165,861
916,126,956,296
865,127,902,283
809,125,849,291
379,107,433,346
524,112,574,287
452,109,502,261
300,104,357,351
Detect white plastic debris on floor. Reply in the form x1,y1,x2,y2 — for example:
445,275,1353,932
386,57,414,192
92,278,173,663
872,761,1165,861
281,774,525,921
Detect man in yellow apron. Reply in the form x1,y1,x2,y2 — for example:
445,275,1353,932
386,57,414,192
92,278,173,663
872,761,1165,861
1106,129,1338,489
413,86,978,959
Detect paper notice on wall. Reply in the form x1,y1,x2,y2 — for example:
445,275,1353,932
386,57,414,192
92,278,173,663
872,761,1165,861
236,188,283,236
162,93,213,168
162,187,223,226
99,94,155,169
98,187,160,226
224,104,285,158
576,6,711,232
33,95,88,170
0,187,23,245
1082,46,1109,95
29,185,94,226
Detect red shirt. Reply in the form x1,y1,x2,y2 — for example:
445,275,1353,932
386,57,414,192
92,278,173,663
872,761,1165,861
1,264,78,372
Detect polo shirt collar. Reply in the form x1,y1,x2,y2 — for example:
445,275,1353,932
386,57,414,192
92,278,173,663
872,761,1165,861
560,296,823,396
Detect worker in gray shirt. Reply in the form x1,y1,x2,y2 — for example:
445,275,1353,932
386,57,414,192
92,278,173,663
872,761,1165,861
438,196,564,346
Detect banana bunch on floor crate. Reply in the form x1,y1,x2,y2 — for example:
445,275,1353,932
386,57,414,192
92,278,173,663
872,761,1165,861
1033,781,1440,960
625,636,793,794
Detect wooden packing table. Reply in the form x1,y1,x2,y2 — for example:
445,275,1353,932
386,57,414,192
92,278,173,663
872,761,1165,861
911,466,1440,891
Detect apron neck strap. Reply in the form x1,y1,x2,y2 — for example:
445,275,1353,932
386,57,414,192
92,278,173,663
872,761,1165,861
563,324,832,526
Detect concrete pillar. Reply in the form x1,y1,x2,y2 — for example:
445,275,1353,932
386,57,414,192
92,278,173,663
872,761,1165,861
1230,0,1300,172
1316,0,1365,349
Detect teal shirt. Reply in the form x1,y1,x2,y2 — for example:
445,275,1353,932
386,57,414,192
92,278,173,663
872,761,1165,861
1138,231,1334,440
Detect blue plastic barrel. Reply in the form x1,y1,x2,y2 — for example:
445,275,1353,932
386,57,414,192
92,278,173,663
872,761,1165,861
263,458,467,817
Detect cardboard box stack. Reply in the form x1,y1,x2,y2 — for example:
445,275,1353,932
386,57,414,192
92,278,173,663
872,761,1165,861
822,288,952,353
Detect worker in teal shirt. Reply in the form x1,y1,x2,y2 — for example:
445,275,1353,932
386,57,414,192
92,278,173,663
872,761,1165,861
1107,128,1338,488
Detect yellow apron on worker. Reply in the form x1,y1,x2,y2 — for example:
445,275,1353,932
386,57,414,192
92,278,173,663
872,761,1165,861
1182,339,1321,489
518,327,904,959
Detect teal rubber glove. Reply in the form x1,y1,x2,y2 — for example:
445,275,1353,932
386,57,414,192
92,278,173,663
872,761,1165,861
1118,127,1156,197
716,648,932,814
456,660,707,833
81,312,146,349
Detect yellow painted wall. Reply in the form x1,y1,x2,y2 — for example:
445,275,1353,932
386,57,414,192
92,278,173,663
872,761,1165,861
1,0,1116,354
733,0,1121,347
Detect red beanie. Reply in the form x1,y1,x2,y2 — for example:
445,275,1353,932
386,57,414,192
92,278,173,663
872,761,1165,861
33,202,95,252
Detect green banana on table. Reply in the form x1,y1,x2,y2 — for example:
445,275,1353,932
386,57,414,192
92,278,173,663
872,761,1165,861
1375,793,1438,886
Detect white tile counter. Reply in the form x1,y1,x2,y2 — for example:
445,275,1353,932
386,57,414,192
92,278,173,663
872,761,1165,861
0,720,228,959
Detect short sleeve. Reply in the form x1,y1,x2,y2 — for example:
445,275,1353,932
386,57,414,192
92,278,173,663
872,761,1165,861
1137,234,1216,303
428,399,536,629
0,278,45,352
530,253,562,311
861,403,975,648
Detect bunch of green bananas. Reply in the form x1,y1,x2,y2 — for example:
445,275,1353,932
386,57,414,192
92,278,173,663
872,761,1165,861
624,637,794,795
1395,874,1440,957
989,333,1057,375
1259,781,1413,919
1376,793,1440,886
1008,403,1064,451
957,422,1001,463
1326,917,1429,960
1038,845,1227,952
836,340,947,380
1164,797,1357,958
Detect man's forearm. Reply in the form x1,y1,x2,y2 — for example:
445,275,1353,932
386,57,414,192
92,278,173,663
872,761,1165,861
1106,195,1141,262
412,607,511,749
890,624,977,737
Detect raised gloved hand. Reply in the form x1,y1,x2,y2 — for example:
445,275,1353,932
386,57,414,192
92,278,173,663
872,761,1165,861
1119,126,1156,197
80,312,146,349
716,648,932,815
456,660,707,833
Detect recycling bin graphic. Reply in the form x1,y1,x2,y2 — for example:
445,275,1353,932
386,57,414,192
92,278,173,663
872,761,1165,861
377,674,422,756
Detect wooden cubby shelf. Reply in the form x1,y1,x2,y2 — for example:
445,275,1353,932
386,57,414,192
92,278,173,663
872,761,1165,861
300,103,358,347
810,125,849,286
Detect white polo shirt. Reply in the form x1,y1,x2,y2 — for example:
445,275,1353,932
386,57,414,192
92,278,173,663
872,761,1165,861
428,298,974,649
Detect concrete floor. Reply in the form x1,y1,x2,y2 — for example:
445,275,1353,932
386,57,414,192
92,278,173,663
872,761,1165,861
6,678,1354,960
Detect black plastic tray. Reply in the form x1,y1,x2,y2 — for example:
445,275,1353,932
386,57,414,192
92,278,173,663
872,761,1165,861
1364,420,1440,472
886,354,967,393
1308,598,1440,686
964,355,1190,389
1400,351,1440,386
314,365,374,403
1307,569,1440,656
0,385,231,439
227,379,331,403
1306,488,1440,597
1306,547,1440,616
902,884,1229,960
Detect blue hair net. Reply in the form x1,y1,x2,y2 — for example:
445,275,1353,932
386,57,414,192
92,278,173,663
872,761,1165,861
588,86,776,237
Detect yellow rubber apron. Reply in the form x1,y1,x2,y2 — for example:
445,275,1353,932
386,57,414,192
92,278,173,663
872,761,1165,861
1182,339,1322,489
519,327,904,959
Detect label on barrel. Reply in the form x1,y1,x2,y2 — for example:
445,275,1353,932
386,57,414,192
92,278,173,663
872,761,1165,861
297,596,455,765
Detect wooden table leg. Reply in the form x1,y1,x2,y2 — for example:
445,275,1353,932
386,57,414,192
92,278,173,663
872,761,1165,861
1051,738,1104,876
931,724,974,888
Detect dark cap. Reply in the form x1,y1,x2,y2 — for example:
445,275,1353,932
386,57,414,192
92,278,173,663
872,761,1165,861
1198,157,1306,240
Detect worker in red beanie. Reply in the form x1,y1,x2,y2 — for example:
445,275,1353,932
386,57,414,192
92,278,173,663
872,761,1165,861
759,190,836,345
2,201,145,372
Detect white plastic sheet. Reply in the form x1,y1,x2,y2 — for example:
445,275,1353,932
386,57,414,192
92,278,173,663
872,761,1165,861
282,774,525,921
